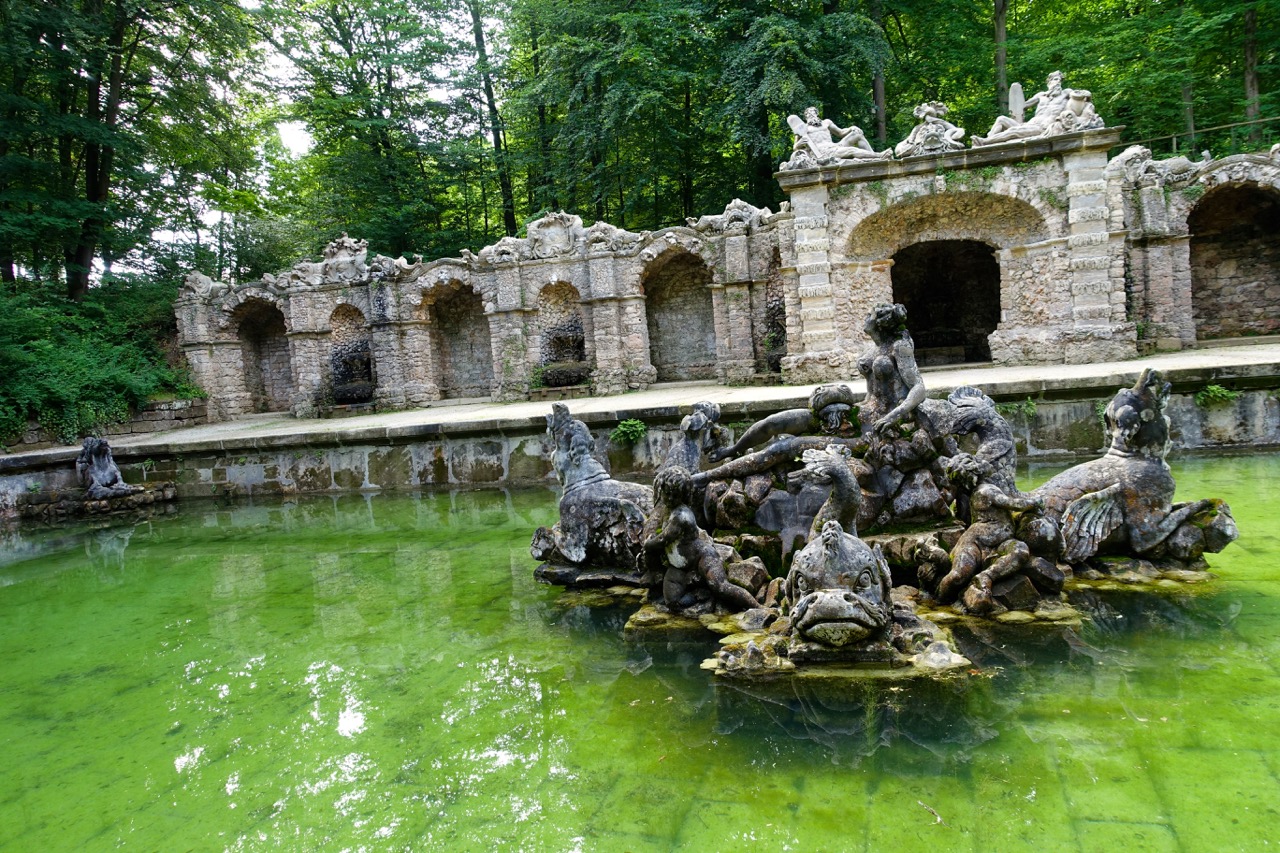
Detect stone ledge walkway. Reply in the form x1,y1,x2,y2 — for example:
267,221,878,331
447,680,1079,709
5,339,1280,471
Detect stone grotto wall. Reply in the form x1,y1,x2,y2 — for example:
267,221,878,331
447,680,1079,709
328,304,374,404
1114,149,1280,349
431,285,493,399
175,131,1280,421
535,282,590,387
234,301,292,413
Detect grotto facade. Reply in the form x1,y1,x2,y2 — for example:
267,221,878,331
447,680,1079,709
176,110,1280,420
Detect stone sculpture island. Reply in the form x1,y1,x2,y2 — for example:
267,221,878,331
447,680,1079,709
531,304,1238,685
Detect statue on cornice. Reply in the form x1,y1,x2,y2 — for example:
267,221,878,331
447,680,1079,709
780,107,891,171
893,101,967,158
527,211,585,259
972,71,1103,147
321,233,369,284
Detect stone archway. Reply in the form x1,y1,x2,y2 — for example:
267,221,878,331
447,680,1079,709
536,282,591,387
643,251,717,381
1189,184,1280,340
328,304,374,404
891,240,1001,364
233,300,293,412
431,284,493,399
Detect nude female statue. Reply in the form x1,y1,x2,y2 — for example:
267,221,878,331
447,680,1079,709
856,303,927,438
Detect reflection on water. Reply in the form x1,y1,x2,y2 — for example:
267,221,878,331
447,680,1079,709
2,463,1280,850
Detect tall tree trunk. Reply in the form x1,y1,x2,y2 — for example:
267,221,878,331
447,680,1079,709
1181,82,1196,152
871,0,887,145
680,82,694,219
994,0,1009,115
529,16,556,211
749,109,775,210
67,3,131,300
592,77,605,222
1244,3,1260,143
468,0,517,236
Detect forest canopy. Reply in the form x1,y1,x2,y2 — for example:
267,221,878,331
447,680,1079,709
1,0,1276,293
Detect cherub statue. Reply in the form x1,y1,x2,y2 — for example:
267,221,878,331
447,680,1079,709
932,453,1042,610
642,466,760,613
708,383,856,462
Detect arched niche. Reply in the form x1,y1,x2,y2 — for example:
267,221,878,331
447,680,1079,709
425,282,494,399
329,304,374,404
642,250,717,381
1189,183,1280,340
536,282,591,387
891,240,1001,363
233,299,293,412
846,191,1050,262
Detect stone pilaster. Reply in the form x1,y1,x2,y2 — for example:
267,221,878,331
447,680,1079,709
397,321,441,406
618,296,656,390
369,321,407,409
1061,146,1135,362
488,310,531,402
286,331,328,417
187,340,251,421
790,186,835,352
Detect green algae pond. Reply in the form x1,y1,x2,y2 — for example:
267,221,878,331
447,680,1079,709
2,453,1280,851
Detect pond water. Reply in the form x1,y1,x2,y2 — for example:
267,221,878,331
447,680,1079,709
2,454,1280,851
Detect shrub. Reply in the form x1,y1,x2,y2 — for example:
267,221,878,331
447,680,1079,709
0,278,197,446
609,418,648,445
1194,384,1240,408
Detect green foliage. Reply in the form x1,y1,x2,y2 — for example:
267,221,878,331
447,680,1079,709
1037,187,1068,211
0,279,196,445
530,364,546,389
6,0,1278,284
995,398,1038,422
609,418,648,445
0,0,259,295
1194,384,1241,408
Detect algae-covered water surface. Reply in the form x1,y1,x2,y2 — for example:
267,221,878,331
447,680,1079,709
3,454,1280,851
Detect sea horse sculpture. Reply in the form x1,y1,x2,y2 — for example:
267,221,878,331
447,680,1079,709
531,404,654,572
1018,369,1238,562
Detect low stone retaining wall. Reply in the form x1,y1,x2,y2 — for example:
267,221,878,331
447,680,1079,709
2,369,1277,513
7,400,208,452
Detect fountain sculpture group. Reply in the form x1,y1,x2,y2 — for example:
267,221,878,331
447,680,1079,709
532,304,1239,682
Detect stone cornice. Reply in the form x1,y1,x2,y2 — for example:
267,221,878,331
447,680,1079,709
777,127,1125,191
